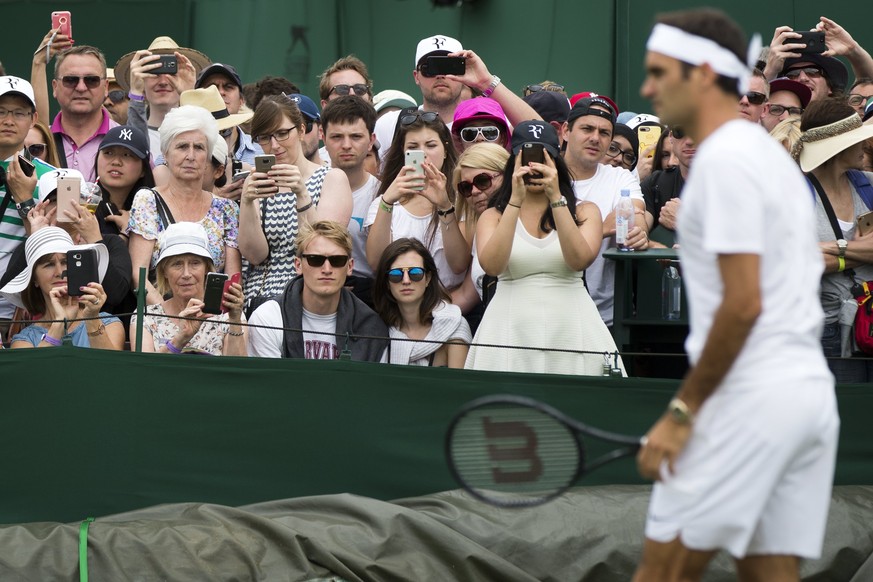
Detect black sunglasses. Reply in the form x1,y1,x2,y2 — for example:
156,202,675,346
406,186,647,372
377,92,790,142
523,83,565,96
387,267,426,283
457,172,498,197
785,66,824,80
107,90,127,104
301,254,349,268
59,75,103,89
27,144,47,158
400,111,440,126
671,127,685,140
743,91,767,106
329,83,370,97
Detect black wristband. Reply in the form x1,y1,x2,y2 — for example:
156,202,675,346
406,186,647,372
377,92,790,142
437,205,455,217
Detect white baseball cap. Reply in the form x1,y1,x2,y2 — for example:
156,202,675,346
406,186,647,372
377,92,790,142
415,35,463,67
36,169,86,203
0,76,36,109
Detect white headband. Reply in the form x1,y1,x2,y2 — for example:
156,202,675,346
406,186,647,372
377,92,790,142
646,23,761,94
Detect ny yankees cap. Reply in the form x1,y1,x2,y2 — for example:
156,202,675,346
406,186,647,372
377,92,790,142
567,97,617,127
0,76,36,109
415,35,463,67
511,120,560,158
99,125,150,160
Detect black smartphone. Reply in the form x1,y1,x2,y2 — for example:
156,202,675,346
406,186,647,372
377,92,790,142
66,248,98,297
149,54,178,75
521,143,545,184
18,155,35,178
422,56,466,77
254,154,275,173
202,272,229,315
784,31,826,55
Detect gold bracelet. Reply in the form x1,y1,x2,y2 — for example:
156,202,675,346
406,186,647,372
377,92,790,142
379,196,393,213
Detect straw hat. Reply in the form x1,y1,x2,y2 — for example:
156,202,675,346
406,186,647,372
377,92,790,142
0,227,109,309
793,114,873,172
180,85,252,130
113,36,211,93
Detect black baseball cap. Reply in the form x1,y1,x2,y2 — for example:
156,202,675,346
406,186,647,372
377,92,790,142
523,91,571,124
196,63,244,90
99,125,150,160
567,97,617,127
511,121,560,158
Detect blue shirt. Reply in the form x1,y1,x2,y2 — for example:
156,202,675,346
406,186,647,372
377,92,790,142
12,313,120,347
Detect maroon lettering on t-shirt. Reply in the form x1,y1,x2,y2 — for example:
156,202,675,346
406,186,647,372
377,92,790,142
305,340,339,359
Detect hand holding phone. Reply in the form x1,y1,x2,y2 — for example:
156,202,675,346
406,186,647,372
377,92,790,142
254,154,276,173
637,126,662,158
66,249,98,297
56,176,81,223
404,150,426,191
148,55,178,75
18,155,35,178
521,143,545,184
784,31,826,55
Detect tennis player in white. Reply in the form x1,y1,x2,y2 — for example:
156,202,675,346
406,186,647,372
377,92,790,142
634,9,839,582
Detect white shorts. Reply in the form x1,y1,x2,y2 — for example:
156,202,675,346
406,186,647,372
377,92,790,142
645,379,839,559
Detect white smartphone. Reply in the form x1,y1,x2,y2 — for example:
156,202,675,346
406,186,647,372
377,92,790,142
405,149,425,190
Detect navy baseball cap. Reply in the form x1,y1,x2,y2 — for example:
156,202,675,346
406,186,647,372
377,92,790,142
99,125,150,160
511,120,560,158
284,93,321,122
523,91,571,124
196,63,243,90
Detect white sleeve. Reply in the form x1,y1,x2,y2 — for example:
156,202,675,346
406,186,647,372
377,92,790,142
620,168,644,201
363,196,381,229
246,301,284,358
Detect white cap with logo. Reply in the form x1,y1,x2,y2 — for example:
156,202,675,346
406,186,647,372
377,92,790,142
0,76,36,109
415,35,463,67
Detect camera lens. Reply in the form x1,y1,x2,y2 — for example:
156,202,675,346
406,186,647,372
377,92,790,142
73,253,81,260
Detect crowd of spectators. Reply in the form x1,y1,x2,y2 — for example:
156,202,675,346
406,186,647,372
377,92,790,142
1,17,873,380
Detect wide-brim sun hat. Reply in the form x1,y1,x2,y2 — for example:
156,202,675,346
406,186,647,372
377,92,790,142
155,222,213,266
114,36,211,93
180,85,252,130
794,114,873,172
0,227,109,309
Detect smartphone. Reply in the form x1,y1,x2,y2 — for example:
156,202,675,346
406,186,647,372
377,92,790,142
521,143,545,184
202,272,229,315
149,55,178,75
222,272,241,314
231,170,250,183
637,125,662,158
51,11,72,38
858,211,873,237
422,56,466,77
785,31,826,55
18,155,35,178
405,149,425,190
66,248,98,297
102,200,119,216
56,176,81,222
254,154,275,173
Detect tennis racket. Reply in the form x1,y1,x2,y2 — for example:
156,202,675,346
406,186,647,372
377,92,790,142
445,394,643,507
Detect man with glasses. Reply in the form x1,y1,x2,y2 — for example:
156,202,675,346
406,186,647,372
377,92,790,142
563,97,648,327
847,77,873,117
737,70,768,123
321,96,380,305
0,77,54,336
247,220,388,360
318,56,373,108
761,78,810,133
48,46,118,182
196,63,262,165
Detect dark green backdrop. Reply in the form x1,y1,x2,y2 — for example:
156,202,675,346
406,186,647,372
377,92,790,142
3,1,870,118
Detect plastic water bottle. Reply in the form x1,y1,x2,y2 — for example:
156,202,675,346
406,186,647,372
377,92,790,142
662,263,682,320
615,189,635,251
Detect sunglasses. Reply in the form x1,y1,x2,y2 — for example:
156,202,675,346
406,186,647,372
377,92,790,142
301,254,349,268
27,144,47,157
523,83,564,96
59,75,103,89
671,127,685,140
107,90,127,104
742,91,767,106
329,83,370,97
457,172,499,197
767,104,803,117
605,142,637,166
785,67,824,80
459,125,501,143
387,267,426,283
400,111,440,126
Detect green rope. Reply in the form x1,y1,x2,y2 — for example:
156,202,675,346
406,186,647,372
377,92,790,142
79,517,94,582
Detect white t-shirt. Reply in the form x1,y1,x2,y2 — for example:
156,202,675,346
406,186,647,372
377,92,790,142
678,120,829,390
572,164,643,326
301,308,339,359
349,174,380,278
364,199,466,289
373,108,453,173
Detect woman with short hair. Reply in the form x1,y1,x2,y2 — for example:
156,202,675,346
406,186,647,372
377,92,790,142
127,105,241,305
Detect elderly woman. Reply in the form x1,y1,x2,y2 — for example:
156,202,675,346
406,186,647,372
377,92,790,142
0,227,124,349
366,109,468,291
373,238,470,367
239,95,352,308
794,97,873,383
127,105,241,305
130,222,246,356
448,143,510,328
94,125,156,238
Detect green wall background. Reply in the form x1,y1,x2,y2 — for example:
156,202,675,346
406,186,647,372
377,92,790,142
4,1,871,119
